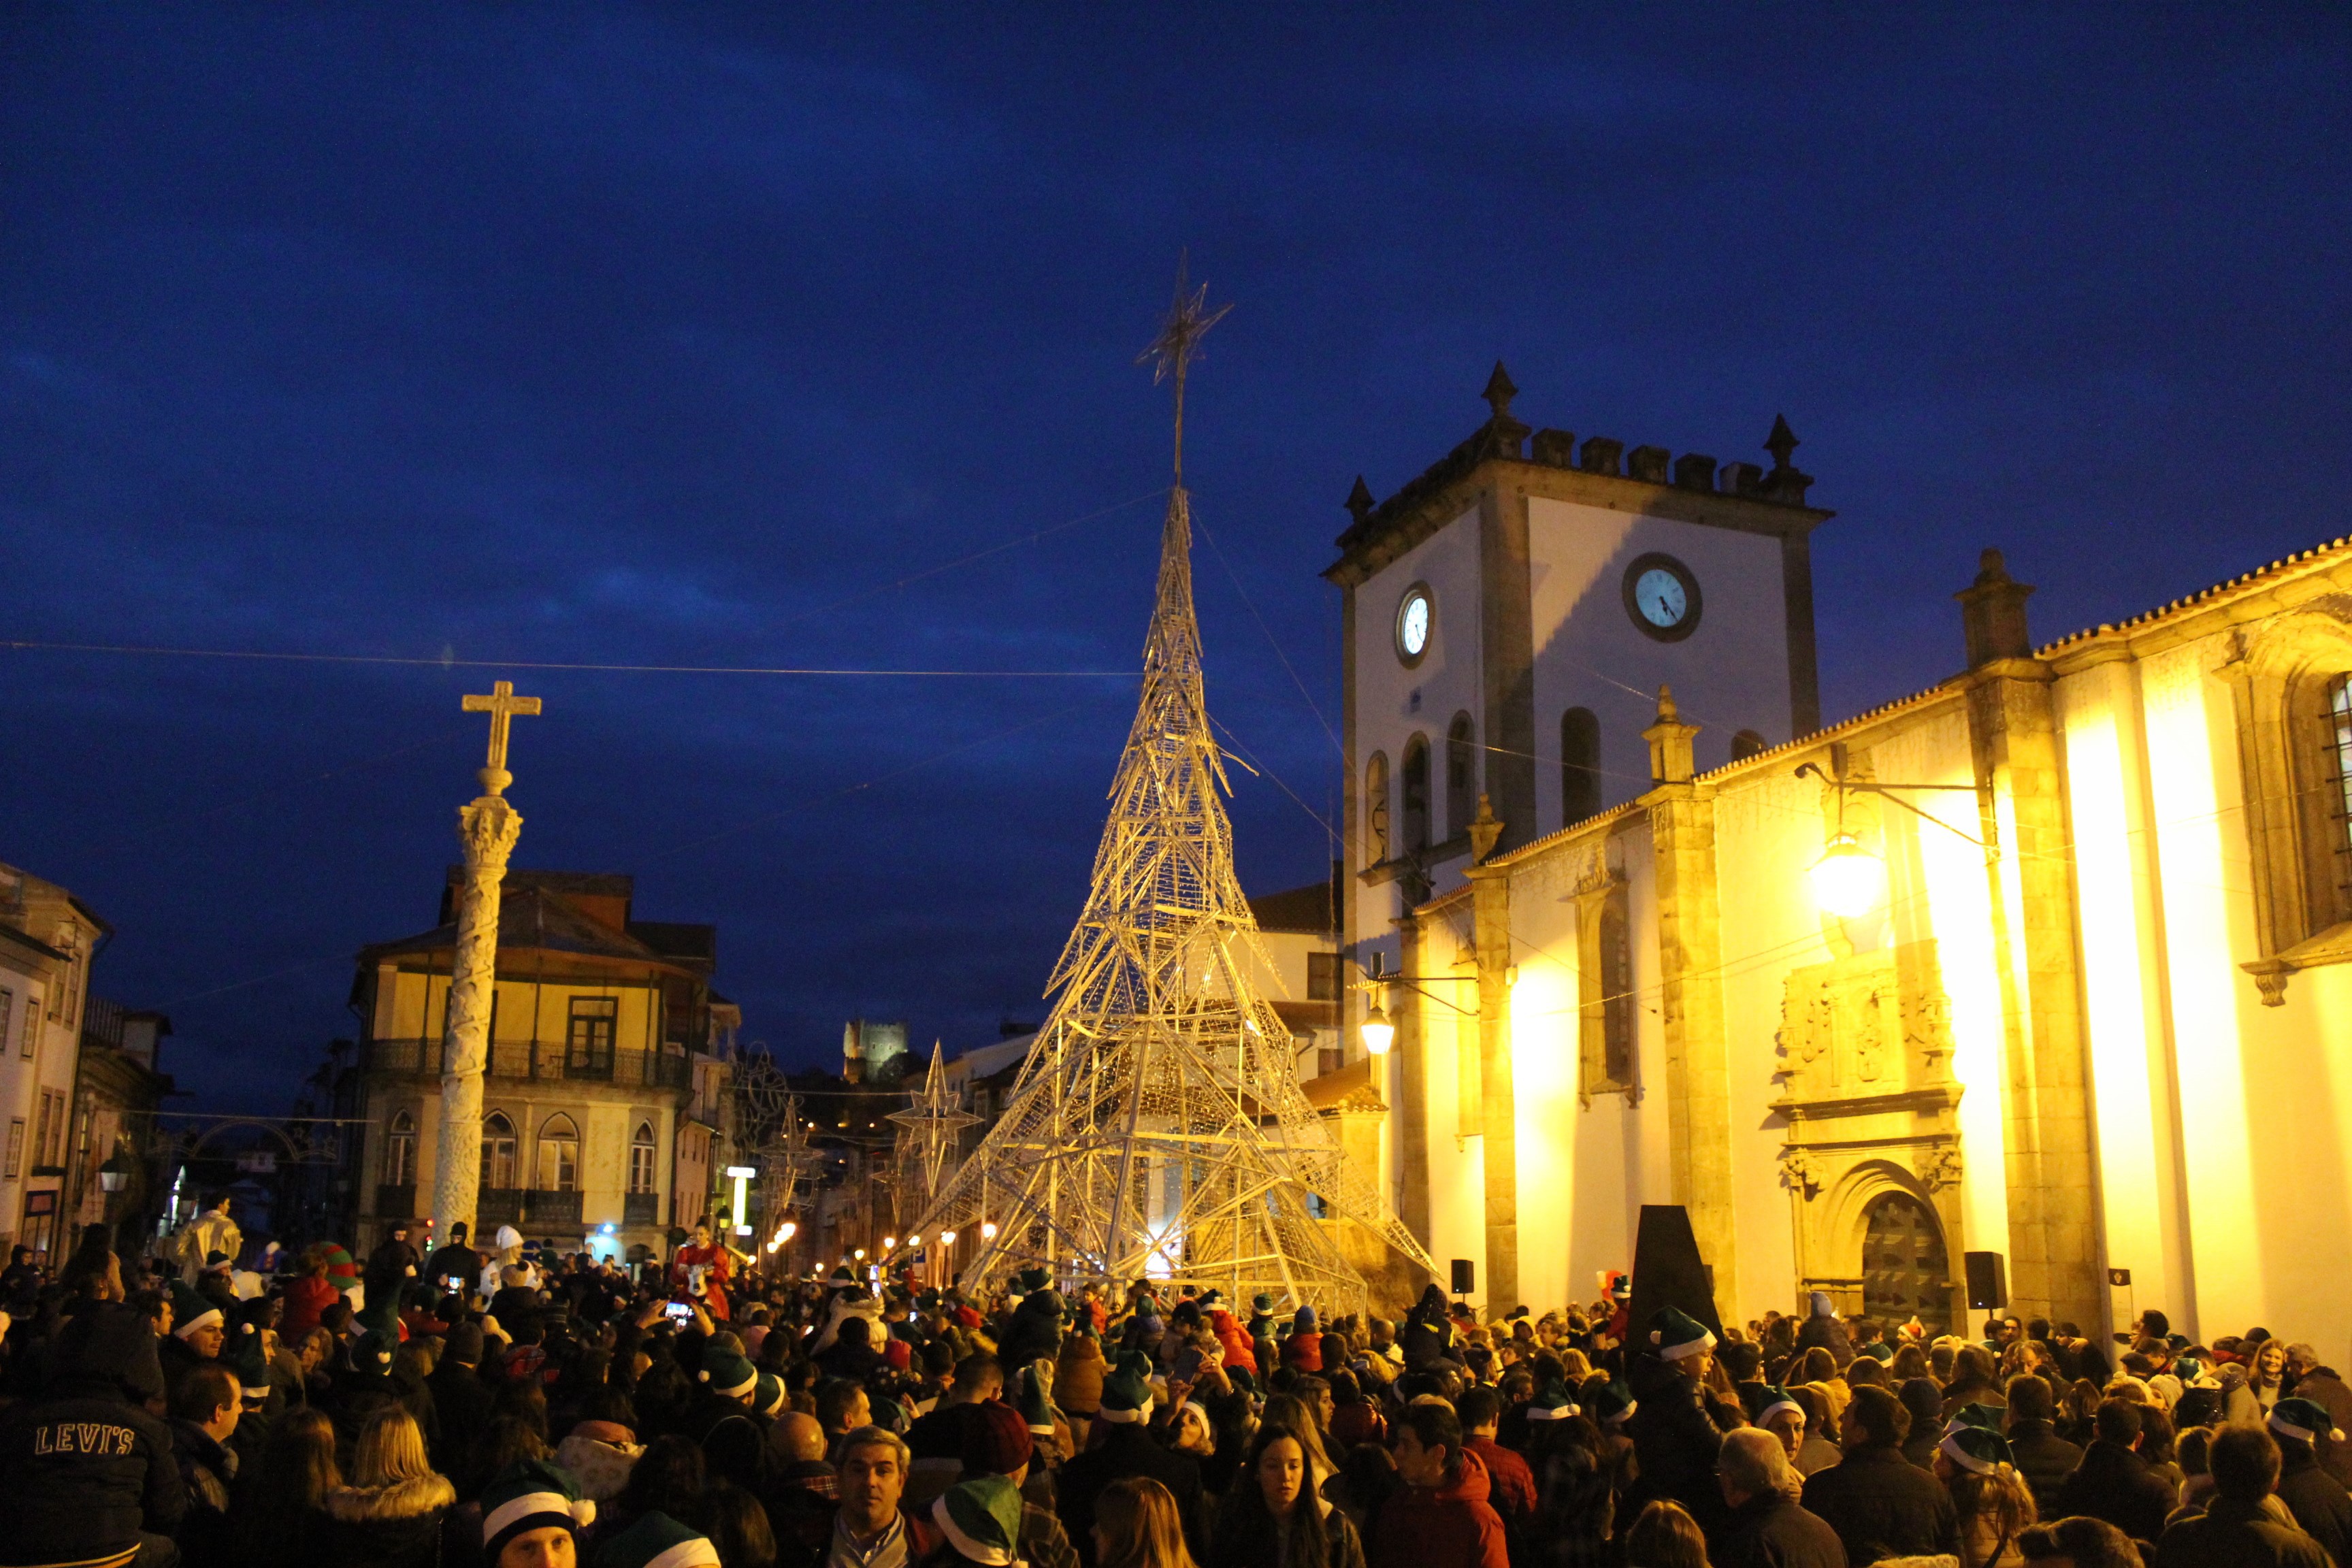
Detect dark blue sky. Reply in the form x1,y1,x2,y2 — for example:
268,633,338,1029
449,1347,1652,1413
4,9,2347,1107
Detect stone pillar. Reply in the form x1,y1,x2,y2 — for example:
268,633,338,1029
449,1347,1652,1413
431,791,523,1241
1957,551,2102,1330
1465,797,1517,1310
1640,689,1739,1295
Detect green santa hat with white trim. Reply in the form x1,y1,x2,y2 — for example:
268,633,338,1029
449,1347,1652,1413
1017,1362,1056,1437
591,1509,720,1568
2272,1398,2346,1445
1525,1378,1580,1421
1646,1306,1715,1362
227,1317,273,1405
1940,1424,2013,1474
752,1370,789,1418
1588,1380,1637,1424
1742,1384,1803,1426
698,1343,757,1401
930,1475,1025,1567
482,1458,597,1563
1944,1403,2004,1437
169,1281,223,1342
1096,1350,1155,1424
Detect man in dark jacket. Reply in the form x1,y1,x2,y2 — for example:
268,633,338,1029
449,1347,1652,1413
1058,1357,1205,1568
1718,1428,1848,1568
0,1303,186,1565
1802,1386,1956,1565
363,1219,421,1306
1373,1402,1511,1568
1794,1293,1855,1366
2156,1427,2331,1568
427,1320,494,1473
2287,1349,2352,1490
1403,1283,1457,1372
170,1362,242,1568
2269,1401,2352,1568
423,1221,480,1298
2055,1399,2177,1546
2004,1374,2087,1518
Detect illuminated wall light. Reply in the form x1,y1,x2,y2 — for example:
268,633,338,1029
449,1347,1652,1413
1359,1002,1395,1057
1810,834,1886,919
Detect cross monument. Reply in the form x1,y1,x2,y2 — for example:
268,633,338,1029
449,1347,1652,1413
429,680,542,1243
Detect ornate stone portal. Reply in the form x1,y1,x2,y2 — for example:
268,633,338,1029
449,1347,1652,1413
1772,938,1965,1330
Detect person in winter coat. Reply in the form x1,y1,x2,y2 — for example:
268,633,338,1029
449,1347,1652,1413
1211,1426,1369,1568
1458,1386,1539,1536
423,1220,480,1297
2155,1427,2332,1568
1627,1309,1733,1540
2054,1399,2177,1546
0,1301,185,1566
234,1406,341,1568
1283,1307,1326,1373
170,1362,245,1568
317,1404,457,1568
363,1220,422,1306
279,1248,342,1340
1000,1287,1067,1371
1059,1324,1111,1421
1716,1428,1848,1568
1794,1294,1855,1367
2285,1348,2352,1488
2266,1401,2352,1568
1801,1386,1957,1566
1061,1355,1208,1568
1370,1402,1509,1568
2002,1375,2085,1516
1401,1284,1456,1372
427,1320,495,1474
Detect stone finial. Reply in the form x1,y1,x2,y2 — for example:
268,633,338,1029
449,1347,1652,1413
1345,475,1375,525
1673,453,1718,492
1467,793,1504,864
1578,436,1624,476
1759,414,1815,504
1644,684,1700,785
1955,547,2037,668
1765,413,1800,471
1627,445,1671,484
1482,361,1518,420
1531,428,1577,467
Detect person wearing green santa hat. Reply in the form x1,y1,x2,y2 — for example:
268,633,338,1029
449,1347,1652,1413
158,1278,227,1386
930,1474,1028,1567
1524,1377,1580,1423
481,1456,596,1567
591,1509,719,1568
2267,1398,2352,1565
684,1342,764,1494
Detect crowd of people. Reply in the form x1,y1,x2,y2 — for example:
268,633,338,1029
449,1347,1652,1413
0,1202,2347,1568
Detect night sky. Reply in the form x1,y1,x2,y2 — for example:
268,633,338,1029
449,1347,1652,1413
3,10,2347,1108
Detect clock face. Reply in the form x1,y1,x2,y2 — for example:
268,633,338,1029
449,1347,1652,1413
1620,553,1702,642
1396,585,1433,666
1633,568,1687,628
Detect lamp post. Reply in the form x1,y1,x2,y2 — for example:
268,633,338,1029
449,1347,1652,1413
1792,758,1995,921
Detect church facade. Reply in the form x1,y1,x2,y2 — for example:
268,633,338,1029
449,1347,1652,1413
1335,370,2352,1358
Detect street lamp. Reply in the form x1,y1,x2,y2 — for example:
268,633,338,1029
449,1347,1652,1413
882,1236,897,1252
981,1221,998,1240
940,1230,957,1245
1810,834,1886,919
1358,1002,1395,1058
98,1142,133,1195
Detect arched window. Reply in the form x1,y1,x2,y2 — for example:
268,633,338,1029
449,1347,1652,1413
481,1112,517,1190
1731,729,1769,763
629,1122,657,1194
537,1113,580,1192
1446,713,1477,838
1364,751,1391,864
384,1111,416,1187
1401,734,1431,853
1561,708,1601,826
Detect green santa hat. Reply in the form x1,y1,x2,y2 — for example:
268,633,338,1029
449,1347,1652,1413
1646,1306,1716,1362
1525,1377,1580,1421
752,1371,789,1418
228,1318,273,1405
2174,1357,2221,1389
169,1281,223,1341
591,1509,719,1568
930,1475,1024,1567
1944,1402,2005,1436
2272,1398,2347,1444
1742,1384,1803,1426
1097,1350,1155,1424
1859,1341,1893,1363
350,1327,398,1382
1017,1362,1056,1437
1940,1424,2014,1475
1588,1380,1637,1424
697,1343,757,1401
482,1458,596,1563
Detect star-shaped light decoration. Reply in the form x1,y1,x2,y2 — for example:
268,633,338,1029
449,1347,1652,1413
1136,250,1232,487
887,1041,982,1215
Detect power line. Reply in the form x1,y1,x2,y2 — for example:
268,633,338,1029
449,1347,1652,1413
0,640,1134,679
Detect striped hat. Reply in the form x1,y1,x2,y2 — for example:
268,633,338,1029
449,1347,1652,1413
931,1475,1024,1567
1526,1378,1580,1421
480,1458,596,1563
698,1343,757,1401
1940,1424,2014,1475
591,1509,719,1568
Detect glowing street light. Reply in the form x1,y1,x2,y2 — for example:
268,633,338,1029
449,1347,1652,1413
940,1230,958,1245
980,1221,998,1240
907,1233,923,1247
1359,1001,1394,1057
1810,833,1886,919
881,1236,897,1252
853,1248,866,1261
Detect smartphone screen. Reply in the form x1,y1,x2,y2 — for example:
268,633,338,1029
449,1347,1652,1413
664,1301,693,1324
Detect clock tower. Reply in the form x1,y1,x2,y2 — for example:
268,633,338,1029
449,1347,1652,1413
1327,367,1829,967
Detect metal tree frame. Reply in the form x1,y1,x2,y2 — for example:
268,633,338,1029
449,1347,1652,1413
897,265,1435,1314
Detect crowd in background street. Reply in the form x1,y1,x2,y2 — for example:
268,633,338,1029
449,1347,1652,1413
0,1197,2346,1568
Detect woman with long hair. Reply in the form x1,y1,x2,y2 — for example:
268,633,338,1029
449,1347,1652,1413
236,1405,342,1568
1209,1427,1367,1568
1942,1456,2036,1568
1622,1500,1709,1568
1260,1392,1339,1499
2228,1339,2288,1426
1531,1412,1618,1568
319,1404,457,1567
1096,1476,1200,1568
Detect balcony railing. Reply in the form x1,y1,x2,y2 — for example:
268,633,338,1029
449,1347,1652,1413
364,1038,690,1089
624,1190,662,1227
474,1187,584,1230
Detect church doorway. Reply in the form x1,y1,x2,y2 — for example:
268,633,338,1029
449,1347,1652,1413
1861,1190,1950,1334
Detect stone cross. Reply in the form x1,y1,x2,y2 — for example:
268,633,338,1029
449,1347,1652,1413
461,680,541,796
429,681,540,1245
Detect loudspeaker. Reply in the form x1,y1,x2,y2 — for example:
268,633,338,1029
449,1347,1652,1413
1964,1251,2006,1311
1629,1205,1724,1348
1450,1258,1475,1296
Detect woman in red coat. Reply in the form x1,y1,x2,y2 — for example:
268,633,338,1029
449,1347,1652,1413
278,1250,341,1339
